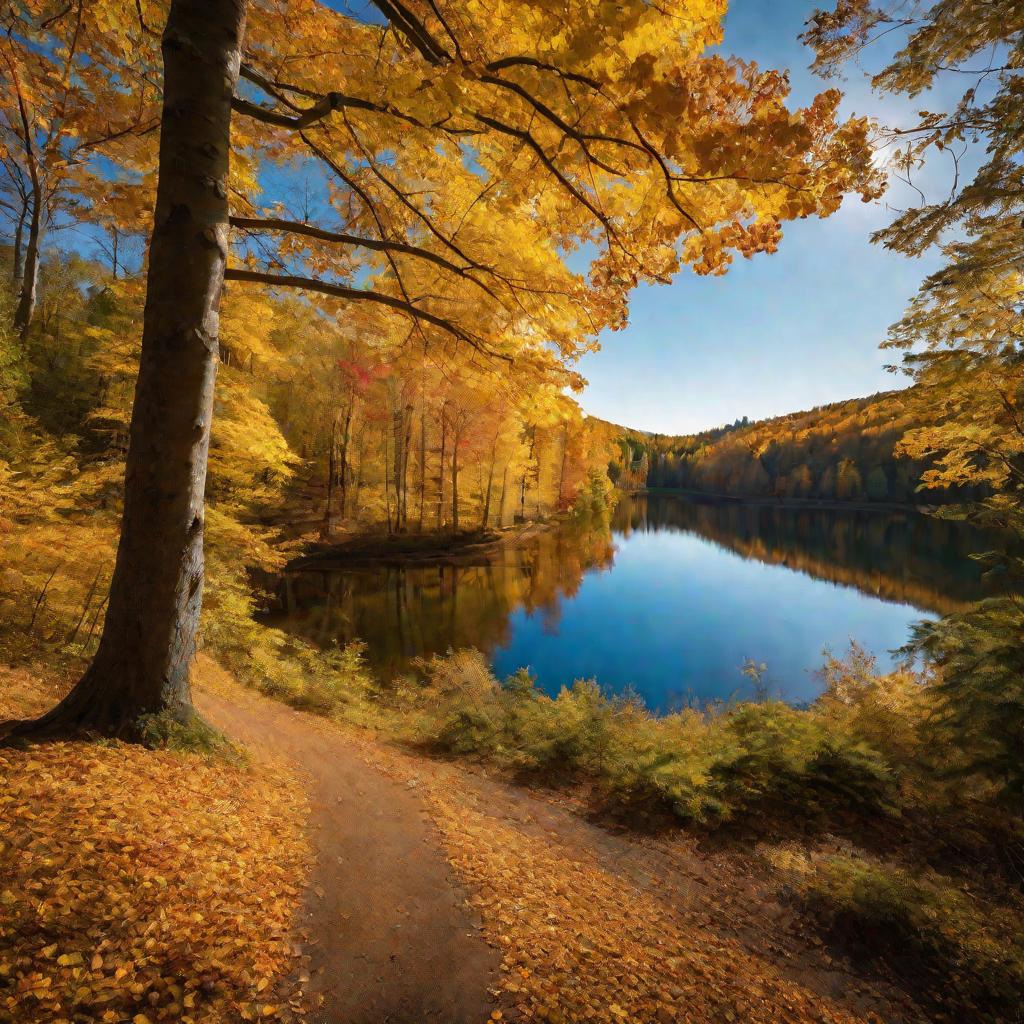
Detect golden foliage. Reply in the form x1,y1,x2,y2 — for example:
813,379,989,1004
0,674,311,1024
806,2,1024,517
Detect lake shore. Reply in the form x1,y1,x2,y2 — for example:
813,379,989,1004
286,519,557,570
266,493,986,706
634,486,932,515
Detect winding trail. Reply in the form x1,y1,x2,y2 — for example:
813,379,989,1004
195,661,500,1024
195,658,926,1024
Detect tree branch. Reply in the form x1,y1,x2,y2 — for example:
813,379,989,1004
371,0,450,65
235,64,472,134
472,112,621,249
224,267,511,361
479,74,627,176
484,57,601,91
629,119,703,232
229,214,503,301
232,94,355,130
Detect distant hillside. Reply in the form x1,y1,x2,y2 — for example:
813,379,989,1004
600,389,978,506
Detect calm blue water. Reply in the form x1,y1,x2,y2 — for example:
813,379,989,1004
275,493,989,710
493,523,923,708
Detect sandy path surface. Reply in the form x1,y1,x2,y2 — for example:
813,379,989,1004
196,669,500,1024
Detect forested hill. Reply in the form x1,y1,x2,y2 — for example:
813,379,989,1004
601,390,978,506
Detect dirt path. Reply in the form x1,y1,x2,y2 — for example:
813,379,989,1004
195,666,500,1024
196,663,924,1024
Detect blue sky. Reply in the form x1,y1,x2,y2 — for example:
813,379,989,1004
577,0,958,435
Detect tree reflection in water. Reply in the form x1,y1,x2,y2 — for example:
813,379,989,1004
271,514,617,677
270,494,995,689
615,494,993,616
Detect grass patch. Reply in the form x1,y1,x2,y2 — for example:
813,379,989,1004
136,709,245,762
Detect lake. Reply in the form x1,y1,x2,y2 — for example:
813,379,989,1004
269,493,992,710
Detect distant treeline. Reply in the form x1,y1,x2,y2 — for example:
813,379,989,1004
603,391,979,505
613,493,990,615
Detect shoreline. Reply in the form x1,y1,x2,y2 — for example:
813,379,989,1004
286,519,557,570
634,487,937,515
278,488,948,574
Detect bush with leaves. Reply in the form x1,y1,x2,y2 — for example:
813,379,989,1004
412,647,903,827
572,469,615,519
904,598,1024,812
768,847,1024,1023
419,651,620,774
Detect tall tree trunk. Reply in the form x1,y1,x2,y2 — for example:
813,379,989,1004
418,402,426,531
13,186,42,341
354,436,365,512
401,402,412,531
11,195,26,292
520,429,536,521
323,411,337,536
557,423,568,510
498,462,509,527
5,0,247,740
338,400,352,518
384,419,393,534
451,419,461,532
391,399,403,532
436,406,447,530
482,439,497,528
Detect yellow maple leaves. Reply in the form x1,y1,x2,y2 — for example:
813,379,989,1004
0,720,311,1023
229,0,884,375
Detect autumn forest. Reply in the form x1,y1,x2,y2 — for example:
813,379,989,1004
1,1,1022,1023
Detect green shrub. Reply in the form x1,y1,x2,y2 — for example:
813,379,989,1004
907,597,1024,810
709,702,894,819
781,851,1024,1022
246,637,374,717
419,649,621,774
412,648,898,827
815,643,931,780
508,677,619,772
599,709,725,822
414,648,508,754
572,468,614,517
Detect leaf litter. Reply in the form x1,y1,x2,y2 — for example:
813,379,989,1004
0,670,312,1024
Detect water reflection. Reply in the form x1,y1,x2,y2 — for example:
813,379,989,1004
272,517,616,676
270,493,993,707
613,493,990,615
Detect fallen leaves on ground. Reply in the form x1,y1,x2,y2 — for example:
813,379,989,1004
428,792,883,1024
0,665,68,723
0,677,311,1024
329,712,912,1024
